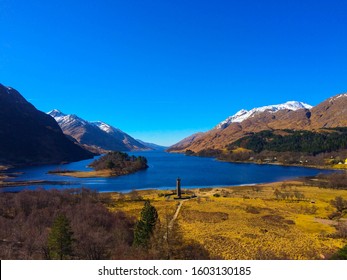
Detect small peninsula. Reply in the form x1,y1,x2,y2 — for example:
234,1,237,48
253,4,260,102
49,151,148,178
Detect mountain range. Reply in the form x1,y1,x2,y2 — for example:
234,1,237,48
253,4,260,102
135,139,167,150
48,110,151,153
168,94,347,153
1,82,346,167
0,84,93,166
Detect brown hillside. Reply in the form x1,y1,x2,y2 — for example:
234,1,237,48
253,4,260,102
310,94,347,128
168,94,347,153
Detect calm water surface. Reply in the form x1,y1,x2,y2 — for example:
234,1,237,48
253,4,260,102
2,151,331,193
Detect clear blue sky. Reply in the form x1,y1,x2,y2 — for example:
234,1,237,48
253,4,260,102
1,0,346,146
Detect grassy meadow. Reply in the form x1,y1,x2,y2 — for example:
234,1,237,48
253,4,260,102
108,181,347,260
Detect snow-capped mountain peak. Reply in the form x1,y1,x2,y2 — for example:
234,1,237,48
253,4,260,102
216,101,312,129
48,110,87,127
47,109,151,151
47,109,66,118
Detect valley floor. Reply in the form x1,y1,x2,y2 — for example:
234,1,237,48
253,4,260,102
108,180,347,259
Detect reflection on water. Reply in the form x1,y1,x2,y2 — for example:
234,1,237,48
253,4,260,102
2,151,332,193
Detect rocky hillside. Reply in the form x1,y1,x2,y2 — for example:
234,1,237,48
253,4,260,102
168,94,347,153
48,110,150,152
0,84,93,166
309,94,347,129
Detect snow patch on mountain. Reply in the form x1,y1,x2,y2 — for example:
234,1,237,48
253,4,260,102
47,109,66,118
330,93,347,101
216,101,312,129
48,110,88,127
91,121,123,134
48,110,125,134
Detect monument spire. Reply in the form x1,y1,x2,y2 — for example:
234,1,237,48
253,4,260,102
176,177,181,198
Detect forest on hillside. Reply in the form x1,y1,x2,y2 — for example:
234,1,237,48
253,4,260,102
228,128,347,155
187,128,347,167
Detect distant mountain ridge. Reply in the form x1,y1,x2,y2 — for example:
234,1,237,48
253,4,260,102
0,84,93,166
135,139,168,150
168,94,347,153
48,110,151,152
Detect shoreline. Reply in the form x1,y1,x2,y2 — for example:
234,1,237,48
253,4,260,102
48,166,148,178
0,175,342,194
3,150,346,174
109,178,307,194
216,157,347,171
0,180,77,188
176,151,347,171
1,152,344,191
48,169,116,178
96,182,261,194
0,173,302,192
42,152,347,180
70,178,309,194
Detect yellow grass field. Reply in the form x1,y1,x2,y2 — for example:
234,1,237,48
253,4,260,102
108,181,347,260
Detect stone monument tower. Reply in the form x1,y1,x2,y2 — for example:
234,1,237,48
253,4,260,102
176,177,182,198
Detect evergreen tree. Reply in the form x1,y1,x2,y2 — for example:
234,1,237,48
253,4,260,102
331,244,347,260
133,200,158,247
47,214,74,260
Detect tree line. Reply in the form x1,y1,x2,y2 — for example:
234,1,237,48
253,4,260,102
228,128,347,155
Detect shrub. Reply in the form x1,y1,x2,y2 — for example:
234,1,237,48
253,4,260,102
331,245,347,260
245,206,260,214
330,196,347,213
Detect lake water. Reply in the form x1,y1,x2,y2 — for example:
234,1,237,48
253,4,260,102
1,150,331,193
